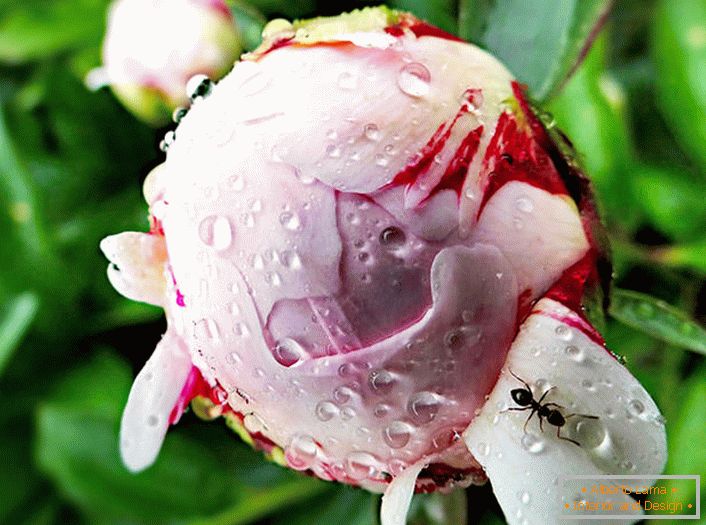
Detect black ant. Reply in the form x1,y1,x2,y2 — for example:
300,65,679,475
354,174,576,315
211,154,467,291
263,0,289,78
501,370,598,446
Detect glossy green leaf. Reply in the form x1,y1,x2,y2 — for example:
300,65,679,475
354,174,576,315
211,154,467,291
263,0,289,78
36,350,325,524
609,289,706,355
229,0,267,51
0,291,40,375
478,0,612,101
408,490,467,525
654,240,706,276
0,0,108,63
272,485,378,525
652,0,706,171
630,163,706,242
390,0,457,34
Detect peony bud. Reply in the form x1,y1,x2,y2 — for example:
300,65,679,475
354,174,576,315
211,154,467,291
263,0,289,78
89,0,241,125
100,8,666,525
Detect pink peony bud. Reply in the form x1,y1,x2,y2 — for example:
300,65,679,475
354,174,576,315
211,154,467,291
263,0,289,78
100,8,666,525
90,0,241,125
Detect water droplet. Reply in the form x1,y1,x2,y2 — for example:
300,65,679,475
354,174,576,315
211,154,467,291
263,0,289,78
345,452,377,480
627,399,645,417
384,421,412,448
286,434,318,470
515,196,534,213
464,187,477,200
341,407,356,420
374,154,388,167
326,144,341,158
554,325,572,341
477,442,490,456
521,433,545,454
581,379,595,391
199,215,233,251
333,386,354,404
374,403,390,418
512,217,524,230
337,71,357,90
226,351,241,365
186,74,212,100
315,400,339,421
146,414,159,426
379,226,406,247
397,63,431,97
444,329,465,350
574,418,606,449
364,123,381,141
369,370,396,394
279,211,301,230
519,491,531,505
274,337,306,367
564,345,584,362
172,107,188,123
408,391,442,424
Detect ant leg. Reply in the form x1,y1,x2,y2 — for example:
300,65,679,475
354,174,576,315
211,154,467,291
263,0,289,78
500,406,532,414
557,426,581,447
523,408,538,433
565,413,600,420
539,416,544,432
537,387,556,405
507,369,533,392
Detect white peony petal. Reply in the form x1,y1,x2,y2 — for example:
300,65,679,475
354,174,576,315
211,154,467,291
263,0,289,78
100,232,167,307
463,298,667,525
380,460,427,525
472,182,589,296
120,329,193,472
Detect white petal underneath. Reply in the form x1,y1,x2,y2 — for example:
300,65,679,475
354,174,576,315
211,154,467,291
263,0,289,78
380,460,427,525
463,298,667,525
120,329,192,472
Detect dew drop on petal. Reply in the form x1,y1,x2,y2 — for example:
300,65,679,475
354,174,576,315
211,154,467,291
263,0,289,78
397,63,431,98
384,421,412,449
286,434,318,470
477,442,490,456
315,400,339,421
564,345,584,362
279,211,301,230
379,226,406,247
521,433,545,454
369,369,396,394
627,399,645,417
345,452,377,480
198,215,233,251
515,196,534,213
408,391,442,424
573,418,606,449
273,337,306,367
364,123,381,141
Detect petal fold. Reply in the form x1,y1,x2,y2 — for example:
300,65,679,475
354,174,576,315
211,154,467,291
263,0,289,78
463,298,666,525
380,460,426,525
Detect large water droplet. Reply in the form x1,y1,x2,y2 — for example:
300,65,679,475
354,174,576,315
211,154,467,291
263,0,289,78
273,337,306,367
397,63,431,98
573,418,606,449
345,452,377,480
279,211,301,231
186,74,212,100
286,434,318,470
315,400,339,421
408,391,442,424
369,369,396,394
199,215,233,251
627,399,645,417
521,433,545,454
379,226,406,248
364,123,381,141
384,421,412,448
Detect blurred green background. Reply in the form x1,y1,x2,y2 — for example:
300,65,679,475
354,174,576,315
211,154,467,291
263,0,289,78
0,0,704,524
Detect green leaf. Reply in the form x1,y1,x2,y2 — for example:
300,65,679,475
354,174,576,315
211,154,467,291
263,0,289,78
229,0,267,51
389,0,458,34
609,288,706,355
244,0,315,19
0,0,108,63
35,350,325,524
654,240,706,276
0,291,39,375
408,490,467,525
478,0,612,101
630,164,706,242
272,485,378,525
652,0,706,172
457,0,493,43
